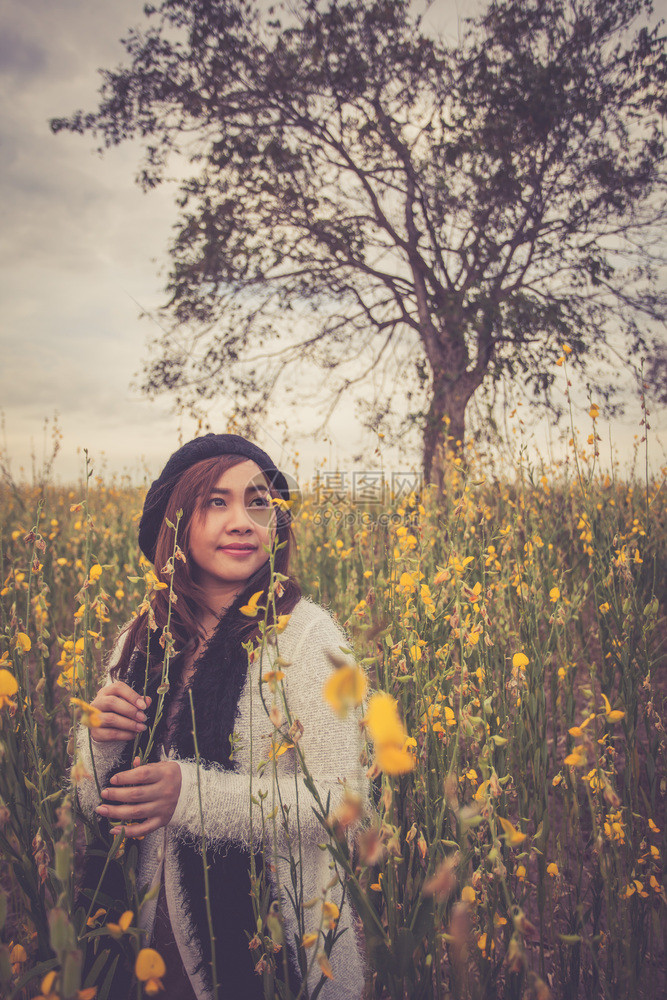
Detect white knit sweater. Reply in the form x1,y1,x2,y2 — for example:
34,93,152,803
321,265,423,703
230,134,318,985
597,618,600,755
77,597,367,999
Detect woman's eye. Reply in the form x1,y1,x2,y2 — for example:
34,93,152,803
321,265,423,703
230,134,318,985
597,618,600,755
209,497,226,508
249,496,271,508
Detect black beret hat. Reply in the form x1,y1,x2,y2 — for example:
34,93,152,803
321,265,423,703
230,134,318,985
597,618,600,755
138,433,291,563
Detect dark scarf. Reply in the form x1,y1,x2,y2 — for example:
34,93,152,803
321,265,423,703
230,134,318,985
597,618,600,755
79,597,300,997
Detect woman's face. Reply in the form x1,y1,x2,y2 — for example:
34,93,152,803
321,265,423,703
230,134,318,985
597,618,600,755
187,460,275,607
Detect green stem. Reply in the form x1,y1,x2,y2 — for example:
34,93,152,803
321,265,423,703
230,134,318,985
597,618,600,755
188,690,219,999
84,832,125,926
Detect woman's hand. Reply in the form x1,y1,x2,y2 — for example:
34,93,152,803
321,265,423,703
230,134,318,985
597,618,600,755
89,681,151,742
96,758,182,837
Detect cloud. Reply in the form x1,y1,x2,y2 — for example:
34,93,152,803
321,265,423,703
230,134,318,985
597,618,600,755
0,27,47,80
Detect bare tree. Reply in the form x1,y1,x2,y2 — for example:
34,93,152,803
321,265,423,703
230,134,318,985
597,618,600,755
53,0,667,480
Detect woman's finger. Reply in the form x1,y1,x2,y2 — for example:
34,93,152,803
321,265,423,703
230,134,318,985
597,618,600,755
109,764,159,786
94,695,148,720
90,726,139,742
109,818,159,838
89,713,145,743
97,712,146,732
101,783,157,805
97,801,152,820
103,681,150,709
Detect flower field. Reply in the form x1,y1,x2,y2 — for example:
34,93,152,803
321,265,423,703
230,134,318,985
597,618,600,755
0,435,665,999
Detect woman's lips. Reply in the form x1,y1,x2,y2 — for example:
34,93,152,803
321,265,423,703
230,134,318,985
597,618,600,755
219,545,257,553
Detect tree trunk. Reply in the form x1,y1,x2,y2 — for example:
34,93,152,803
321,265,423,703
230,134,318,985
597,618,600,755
422,377,468,490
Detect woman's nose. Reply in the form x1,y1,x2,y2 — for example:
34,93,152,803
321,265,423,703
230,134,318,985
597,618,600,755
227,502,254,532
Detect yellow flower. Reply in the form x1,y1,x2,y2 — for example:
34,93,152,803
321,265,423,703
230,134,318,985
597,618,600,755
302,932,318,949
569,713,595,738
240,590,264,617
143,570,168,593
497,816,527,847
322,900,339,930
563,344,572,354
16,632,31,653
35,969,59,999
70,697,102,729
461,885,476,903
589,404,599,419
600,692,625,724
512,652,529,670
10,943,27,963
135,948,166,994
366,692,405,746
465,625,482,647
317,952,334,980
375,743,416,774
86,907,106,928
274,614,291,633
267,737,294,761
262,670,285,692
547,862,559,877
564,746,587,767
549,587,560,602
477,932,495,952
0,669,19,709
107,910,133,939
474,779,490,802
88,564,103,582
599,602,610,614
323,662,368,718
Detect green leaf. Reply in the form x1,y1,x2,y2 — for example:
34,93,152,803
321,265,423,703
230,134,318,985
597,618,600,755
10,956,58,994
97,955,120,1000
394,927,416,978
83,948,111,988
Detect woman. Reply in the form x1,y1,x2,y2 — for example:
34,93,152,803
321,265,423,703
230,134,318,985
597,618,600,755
76,433,366,999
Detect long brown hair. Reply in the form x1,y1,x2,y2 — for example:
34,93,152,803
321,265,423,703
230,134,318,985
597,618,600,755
112,454,301,679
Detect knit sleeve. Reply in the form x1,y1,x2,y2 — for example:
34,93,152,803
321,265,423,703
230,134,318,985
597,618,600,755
169,604,367,847
75,727,126,819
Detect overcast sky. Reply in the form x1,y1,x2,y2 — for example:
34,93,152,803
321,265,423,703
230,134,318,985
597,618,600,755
1,0,665,487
